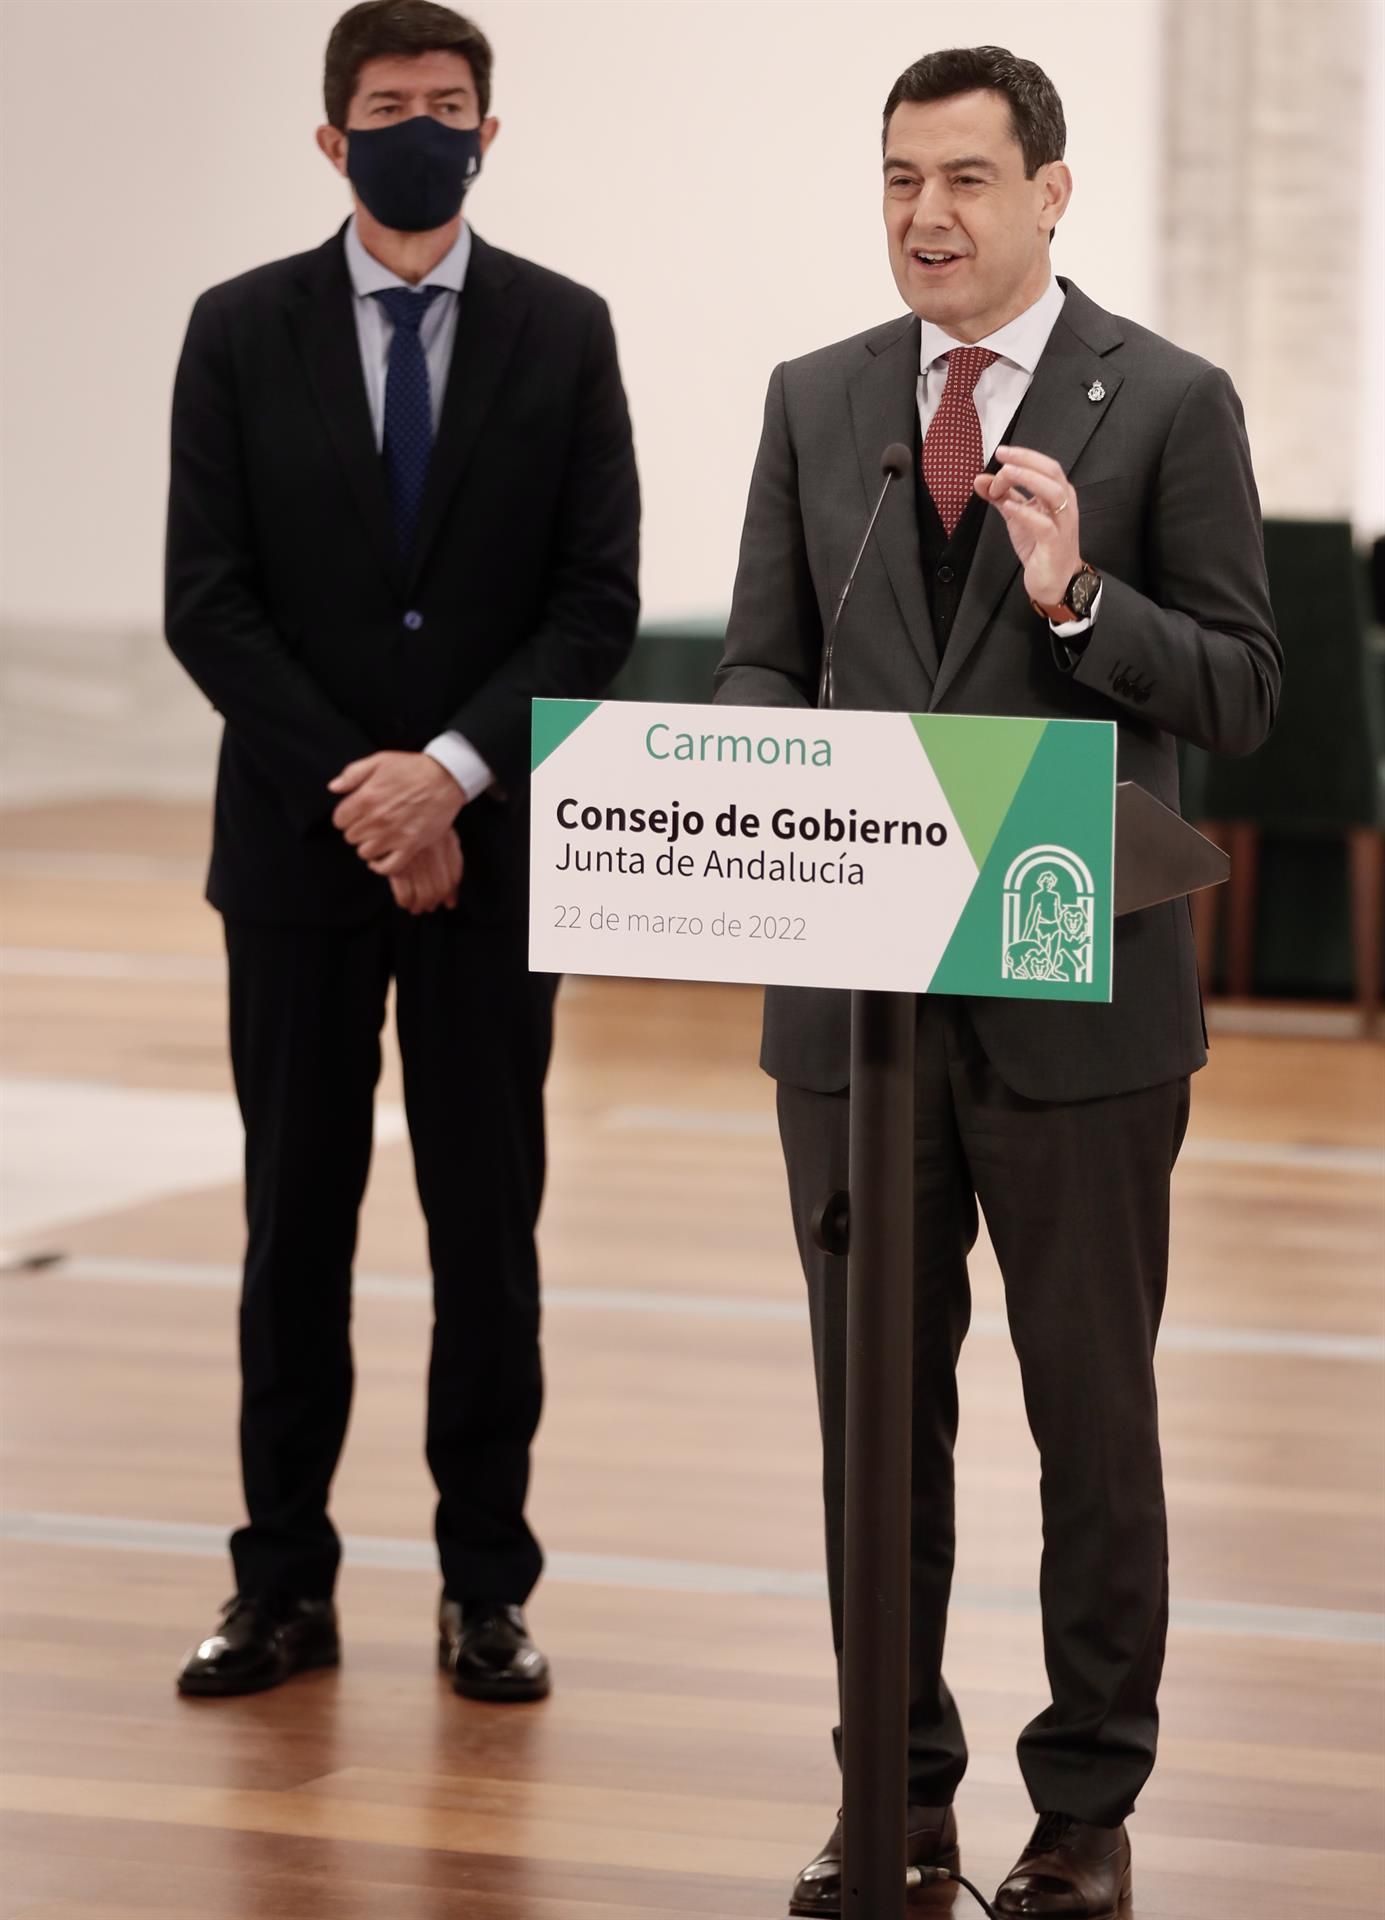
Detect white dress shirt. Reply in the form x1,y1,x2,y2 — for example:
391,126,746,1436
917,275,1099,639
343,215,494,802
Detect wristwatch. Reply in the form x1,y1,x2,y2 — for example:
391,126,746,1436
1031,560,1101,624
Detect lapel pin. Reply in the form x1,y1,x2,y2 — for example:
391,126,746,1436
1088,380,1106,403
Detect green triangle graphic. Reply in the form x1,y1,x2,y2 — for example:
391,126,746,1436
911,714,1047,867
927,718,1115,1002
531,698,601,772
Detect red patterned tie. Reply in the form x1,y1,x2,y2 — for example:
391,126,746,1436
922,346,999,538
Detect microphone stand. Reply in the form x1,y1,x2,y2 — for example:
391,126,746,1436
837,992,915,1920
815,449,916,1920
819,457,908,709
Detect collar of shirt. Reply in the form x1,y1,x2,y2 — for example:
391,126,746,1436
343,212,472,301
917,273,1066,378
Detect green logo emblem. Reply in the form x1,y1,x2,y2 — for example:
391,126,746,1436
1002,846,1096,985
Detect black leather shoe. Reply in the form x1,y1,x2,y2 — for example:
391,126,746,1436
789,1804,959,1916
176,1595,339,1697
438,1597,551,1702
994,1813,1132,1917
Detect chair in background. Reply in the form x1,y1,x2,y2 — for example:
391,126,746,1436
610,616,725,705
1184,519,1385,1031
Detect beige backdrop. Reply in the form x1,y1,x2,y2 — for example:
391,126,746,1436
0,0,1378,648
0,0,1168,635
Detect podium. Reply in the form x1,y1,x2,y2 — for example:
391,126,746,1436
831,783,1226,1920
527,700,1228,1917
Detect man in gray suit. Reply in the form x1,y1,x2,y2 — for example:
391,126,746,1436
715,46,1280,1920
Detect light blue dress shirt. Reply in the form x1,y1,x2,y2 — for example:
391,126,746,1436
343,215,493,802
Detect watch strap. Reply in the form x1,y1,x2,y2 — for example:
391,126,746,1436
1031,560,1098,623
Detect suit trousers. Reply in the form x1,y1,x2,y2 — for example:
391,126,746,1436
223,910,557,1608
776,996,1190,1827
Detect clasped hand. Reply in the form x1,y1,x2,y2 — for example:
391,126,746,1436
974,445,1082,610
328,750,465,914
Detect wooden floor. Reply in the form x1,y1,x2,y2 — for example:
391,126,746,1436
1,798,1383,1919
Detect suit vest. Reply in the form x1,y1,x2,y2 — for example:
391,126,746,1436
915,399,1026,653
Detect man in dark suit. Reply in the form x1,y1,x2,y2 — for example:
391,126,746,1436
166,0,639,1702
715,46,1279,1919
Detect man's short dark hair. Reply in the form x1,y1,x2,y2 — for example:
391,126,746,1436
324,1,493,129
883,46,1066,177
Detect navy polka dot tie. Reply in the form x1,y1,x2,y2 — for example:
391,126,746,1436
922,346,999,537
373,285,445,556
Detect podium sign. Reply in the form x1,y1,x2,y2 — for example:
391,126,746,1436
530,700,1116,1002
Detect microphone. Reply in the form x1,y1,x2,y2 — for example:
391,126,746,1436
818,442,912,710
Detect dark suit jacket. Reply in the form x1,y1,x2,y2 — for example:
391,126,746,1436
714,278,1281,1102
166,225,640,927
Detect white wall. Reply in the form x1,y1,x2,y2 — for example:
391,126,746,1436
1355,0,1385,538
1158,0,1375,523
0,0,1164,633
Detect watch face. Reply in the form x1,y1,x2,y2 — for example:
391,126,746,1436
1068,568,1100,619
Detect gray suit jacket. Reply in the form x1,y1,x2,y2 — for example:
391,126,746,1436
714,278,1281,1102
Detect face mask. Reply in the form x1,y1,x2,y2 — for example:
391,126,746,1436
346,116,482,233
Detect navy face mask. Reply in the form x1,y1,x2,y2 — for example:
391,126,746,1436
346,116,482,233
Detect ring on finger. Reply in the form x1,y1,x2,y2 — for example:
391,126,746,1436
1050,496,1069,516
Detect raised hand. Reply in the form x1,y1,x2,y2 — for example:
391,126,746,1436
974,444,1082,614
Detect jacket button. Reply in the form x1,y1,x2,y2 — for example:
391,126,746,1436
403,609,424,631
937,564,956,585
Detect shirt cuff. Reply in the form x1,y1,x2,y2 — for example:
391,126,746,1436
424,731,495,803
1049,580,1103,641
